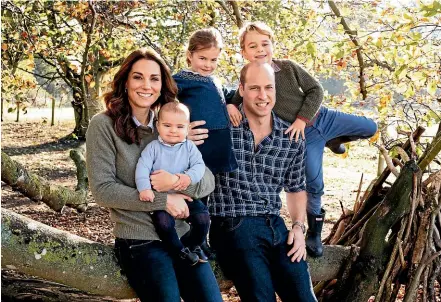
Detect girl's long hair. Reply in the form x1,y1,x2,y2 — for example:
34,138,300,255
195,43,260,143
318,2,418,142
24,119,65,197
103,48,177,144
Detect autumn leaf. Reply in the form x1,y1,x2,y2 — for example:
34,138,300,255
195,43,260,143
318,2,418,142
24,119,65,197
1,43,8,51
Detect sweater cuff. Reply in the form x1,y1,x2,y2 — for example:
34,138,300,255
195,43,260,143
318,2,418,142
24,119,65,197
151,192,168,210
297,115,310,123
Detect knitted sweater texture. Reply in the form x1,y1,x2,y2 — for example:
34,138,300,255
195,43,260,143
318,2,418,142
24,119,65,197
230,59,323,123
86,112,215,240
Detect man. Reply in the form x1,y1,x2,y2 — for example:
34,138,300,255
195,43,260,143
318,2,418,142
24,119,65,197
207,62,317,302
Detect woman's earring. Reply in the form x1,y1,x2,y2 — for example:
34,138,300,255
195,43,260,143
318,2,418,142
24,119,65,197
125,88,127,93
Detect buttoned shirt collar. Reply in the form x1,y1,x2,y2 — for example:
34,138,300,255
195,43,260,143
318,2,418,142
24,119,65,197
158,135,186,147
271,61,281,72
132,110,154,129
239,105,283,132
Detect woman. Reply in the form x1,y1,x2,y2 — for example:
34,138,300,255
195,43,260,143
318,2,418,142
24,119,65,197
86,48,222,302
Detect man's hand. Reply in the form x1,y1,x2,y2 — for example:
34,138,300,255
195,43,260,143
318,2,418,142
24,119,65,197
139,189,155,202
166,193,193,219
150,170,179,192
285,118,306,142
287,226,307,262
227,104,242,127
188,120,209,146
174,173,192,191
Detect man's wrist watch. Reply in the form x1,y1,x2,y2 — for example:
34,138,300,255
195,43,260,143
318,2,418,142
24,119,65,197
292,221,306,234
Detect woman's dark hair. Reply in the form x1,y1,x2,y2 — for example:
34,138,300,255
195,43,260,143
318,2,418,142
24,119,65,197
104,48,177,144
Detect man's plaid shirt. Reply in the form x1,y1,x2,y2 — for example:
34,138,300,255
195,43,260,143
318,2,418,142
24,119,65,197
208,110,306,217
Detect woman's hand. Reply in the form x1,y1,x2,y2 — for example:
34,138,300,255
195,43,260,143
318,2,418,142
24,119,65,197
285,118,306,142
227,104,242,127
166,193,193,219
188,120,209,146
150,170,179,192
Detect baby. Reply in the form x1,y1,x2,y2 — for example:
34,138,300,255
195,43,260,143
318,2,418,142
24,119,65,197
135,102,209,265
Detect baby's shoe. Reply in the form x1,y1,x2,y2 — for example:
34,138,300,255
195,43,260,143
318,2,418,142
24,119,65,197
179,247,199,266
192,245,209,263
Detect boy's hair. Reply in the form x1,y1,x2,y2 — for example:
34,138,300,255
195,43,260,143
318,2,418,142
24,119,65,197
238,22,274,50
157,101,190,121
186,28,223,65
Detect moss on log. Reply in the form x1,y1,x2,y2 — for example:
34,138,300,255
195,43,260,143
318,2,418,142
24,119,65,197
1,151,87,212
1,209,354,299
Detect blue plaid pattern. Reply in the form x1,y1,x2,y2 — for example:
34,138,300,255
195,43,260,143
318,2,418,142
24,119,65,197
208,111,306,217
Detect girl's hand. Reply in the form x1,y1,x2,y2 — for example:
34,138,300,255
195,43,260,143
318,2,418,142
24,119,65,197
285,118,306,142
166,193,193,219
188,120,209,146
227,104,242,127
150,170,179,192
173,173,191,191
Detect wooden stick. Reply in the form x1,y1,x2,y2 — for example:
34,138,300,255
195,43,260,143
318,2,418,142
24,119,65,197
376,217,407,301
354,127,425,222
353,173,364,214
336,203,380,245
379,146,400,177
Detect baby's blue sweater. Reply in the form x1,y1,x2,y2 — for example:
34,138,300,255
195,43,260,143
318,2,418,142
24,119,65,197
135,138,205,192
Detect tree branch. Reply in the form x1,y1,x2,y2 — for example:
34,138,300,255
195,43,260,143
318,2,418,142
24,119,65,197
328,1,367,99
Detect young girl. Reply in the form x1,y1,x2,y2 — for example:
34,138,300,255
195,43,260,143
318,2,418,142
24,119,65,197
173,28,238,175
228,22,378,257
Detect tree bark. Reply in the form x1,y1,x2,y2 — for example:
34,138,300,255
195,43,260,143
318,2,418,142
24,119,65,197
1,209,355,299
1,152,87,212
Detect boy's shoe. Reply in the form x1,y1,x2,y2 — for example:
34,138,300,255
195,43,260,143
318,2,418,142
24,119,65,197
179,247,199,266
192,246,209,263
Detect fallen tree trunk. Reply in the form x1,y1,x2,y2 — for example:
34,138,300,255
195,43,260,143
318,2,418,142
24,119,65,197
1,208,354,299
1,151,87,212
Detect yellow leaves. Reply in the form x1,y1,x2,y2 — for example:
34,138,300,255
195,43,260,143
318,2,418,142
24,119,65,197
85,75,92,83
379,95,391,108
375,37,383,48
427,79,437,96
395,65,408,80
369,131,380,144
89,81,96,88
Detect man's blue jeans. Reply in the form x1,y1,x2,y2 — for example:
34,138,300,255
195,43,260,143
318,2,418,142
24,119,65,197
305,106,377,215
114,238,223,302
210,215,317,302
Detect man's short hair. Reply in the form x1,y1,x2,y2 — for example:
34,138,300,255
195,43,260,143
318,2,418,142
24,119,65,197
158,101,190,121
240,62,275,86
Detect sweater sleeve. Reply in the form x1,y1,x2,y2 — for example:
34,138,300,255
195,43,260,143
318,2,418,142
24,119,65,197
223,85,237,104
86,115,167,212
181,167,215,199
290,61,323,122
184,140,206,184
135,142,156,191
227,88,242,106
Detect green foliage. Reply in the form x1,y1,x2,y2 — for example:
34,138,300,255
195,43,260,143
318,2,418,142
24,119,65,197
2,0,440,130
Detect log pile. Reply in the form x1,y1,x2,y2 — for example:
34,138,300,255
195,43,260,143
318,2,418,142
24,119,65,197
317,127,441,302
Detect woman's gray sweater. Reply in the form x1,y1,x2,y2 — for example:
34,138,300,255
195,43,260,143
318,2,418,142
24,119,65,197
86,112,215,240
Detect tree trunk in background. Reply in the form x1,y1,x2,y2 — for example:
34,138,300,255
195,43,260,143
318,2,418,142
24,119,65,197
1,151,87,212
1,209,355,299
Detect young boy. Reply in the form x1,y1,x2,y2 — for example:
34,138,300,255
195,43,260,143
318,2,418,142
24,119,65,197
135,102,210,265
227,22,377,257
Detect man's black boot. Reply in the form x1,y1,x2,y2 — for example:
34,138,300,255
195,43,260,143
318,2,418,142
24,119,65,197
306,209,325,257
325,135,369,154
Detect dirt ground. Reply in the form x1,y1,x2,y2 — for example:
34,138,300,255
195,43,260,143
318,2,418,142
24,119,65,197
1,120,381,301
